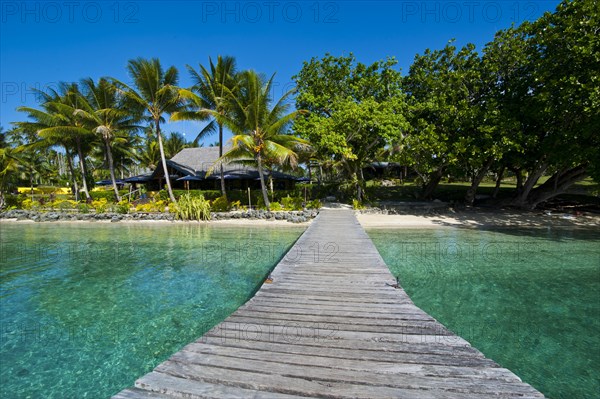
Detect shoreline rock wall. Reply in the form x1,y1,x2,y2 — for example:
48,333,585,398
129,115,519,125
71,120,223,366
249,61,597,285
0,209,318,223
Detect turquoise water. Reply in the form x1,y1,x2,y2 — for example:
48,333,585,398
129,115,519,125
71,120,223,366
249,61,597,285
0,222,304,398
368,227,600,399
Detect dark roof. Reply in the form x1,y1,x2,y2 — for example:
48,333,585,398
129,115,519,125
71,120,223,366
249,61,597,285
151,147,300,181
95,179,126,185
169,146,253,175
124,174,153,183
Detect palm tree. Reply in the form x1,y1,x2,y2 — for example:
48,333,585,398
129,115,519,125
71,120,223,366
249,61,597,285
0,128,22,208
16,83,95,201
164,132,188,158
137,139,161,170
113,58,182,203
208,70,310,210
78,77,142,201
171,56,237,197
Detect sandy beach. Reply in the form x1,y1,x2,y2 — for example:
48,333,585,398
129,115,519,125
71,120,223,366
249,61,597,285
356,209,600,229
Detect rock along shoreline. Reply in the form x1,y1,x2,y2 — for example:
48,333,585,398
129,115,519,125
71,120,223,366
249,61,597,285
0,209,319,224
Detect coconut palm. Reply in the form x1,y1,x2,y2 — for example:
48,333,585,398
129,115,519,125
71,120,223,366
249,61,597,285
208,70,310,210
112,58,182,203
164,132,189,158
0,128,23,208
137,139,161,170
171,55,237,196
16,83,95,201
77,77,142,201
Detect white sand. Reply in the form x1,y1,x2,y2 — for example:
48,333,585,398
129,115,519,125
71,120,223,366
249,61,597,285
357,210,600,229
356,213,464,228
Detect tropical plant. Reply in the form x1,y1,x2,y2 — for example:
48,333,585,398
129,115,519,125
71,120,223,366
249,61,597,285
171,55,238,196
208,70,310,210
210,195,230,212
113,58,183,203
173,193,211,221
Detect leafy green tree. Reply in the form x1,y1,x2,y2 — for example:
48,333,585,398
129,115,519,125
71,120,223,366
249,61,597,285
515,0,599,208
113,58,182,203
171,56,238,196
404,42,492,200
209,70,309,210
293,54,407,201
484,0,599,209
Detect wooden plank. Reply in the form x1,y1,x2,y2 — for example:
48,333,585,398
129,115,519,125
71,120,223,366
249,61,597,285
181,342,519,381
113,209,545,398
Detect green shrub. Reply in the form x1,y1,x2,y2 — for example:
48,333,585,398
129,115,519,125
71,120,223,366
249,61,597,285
352,199,365,210
269,202,283,211
157,189,222,202
78,203,91,214
135,200,166,213
167,202,177,213
56,200,77,211
281,195,304,211
90,190,124,202
211,195,230,212
22,199,41,210
92,198,109,213
173,193,211,221
230,200,246,211
115,200,130,214
306,199,322,209
5,194,26,209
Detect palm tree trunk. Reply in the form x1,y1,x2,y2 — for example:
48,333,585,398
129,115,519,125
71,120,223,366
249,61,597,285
256,154,270,210
156,120,177,203
64,147,79,201
219,123,226,197
104,136,121,202
75,138,92,202
29,169,34,201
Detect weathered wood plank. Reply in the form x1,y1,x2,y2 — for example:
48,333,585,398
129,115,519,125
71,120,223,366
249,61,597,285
114,209,545,398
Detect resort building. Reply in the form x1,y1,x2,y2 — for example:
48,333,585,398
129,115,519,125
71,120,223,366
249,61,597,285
146,147,301,191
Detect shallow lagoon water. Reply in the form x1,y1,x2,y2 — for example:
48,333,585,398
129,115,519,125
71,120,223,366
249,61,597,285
368,226,600,399
0,222,304,398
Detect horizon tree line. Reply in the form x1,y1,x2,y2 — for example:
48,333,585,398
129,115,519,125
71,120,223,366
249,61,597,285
2,0,597,210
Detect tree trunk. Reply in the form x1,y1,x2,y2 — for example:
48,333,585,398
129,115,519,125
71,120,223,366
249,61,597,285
464,157,494,206
513,168,524,197
419,168,444,200
256,154,270,210
156,120,177,203
65,147,79,201
75,138,92,202
219,123,226,197
105,136,121,202
510,161,548,208
30,170,34,201
525,165,588,209
319,164,323,185
492,166,505,199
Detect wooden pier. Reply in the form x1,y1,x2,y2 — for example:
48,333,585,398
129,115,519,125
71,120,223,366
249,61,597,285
114,209,544,398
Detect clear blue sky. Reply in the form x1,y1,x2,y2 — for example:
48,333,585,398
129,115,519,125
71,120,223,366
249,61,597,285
1,0,561,144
